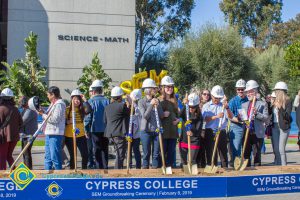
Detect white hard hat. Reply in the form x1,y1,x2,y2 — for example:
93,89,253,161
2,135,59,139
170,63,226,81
130,89,142,100
235,79,246,88
161,76,175,86
90,79,103,88
1,88,14,97
89,86,93,91
211,85,224,98
271,92,276,98
188,93,200,106
245,80,259,92
273,81,288,91
111,86,124,97
71,89,82,97
142,78,157,88
28,96,40,111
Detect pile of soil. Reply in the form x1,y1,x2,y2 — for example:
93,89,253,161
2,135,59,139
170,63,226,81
1,166,300,178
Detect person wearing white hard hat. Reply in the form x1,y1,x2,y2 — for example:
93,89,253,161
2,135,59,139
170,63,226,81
159,75,180,168
241,80,268,167
202,85,233,168
64,89,88,169
293,89,300,149
18,96,38,169
139,78,164,169
228,79,248,166
271,81,292,166
84,79,109,169
37,86,66,170
179,93,203,166
128,89,142,169
0,88,23,170
104,86,131,169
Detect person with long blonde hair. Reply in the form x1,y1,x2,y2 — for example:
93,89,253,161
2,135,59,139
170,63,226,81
271,82,292,166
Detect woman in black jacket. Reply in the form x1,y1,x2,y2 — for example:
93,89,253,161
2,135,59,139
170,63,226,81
179,93,203,166
271,82,292,166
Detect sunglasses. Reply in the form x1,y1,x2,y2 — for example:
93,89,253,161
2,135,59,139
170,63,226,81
236,88,244,91
189,105,198,109
202,93,210,96
165,86,173,89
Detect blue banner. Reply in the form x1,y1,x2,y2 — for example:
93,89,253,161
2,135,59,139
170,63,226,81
0,174,300,199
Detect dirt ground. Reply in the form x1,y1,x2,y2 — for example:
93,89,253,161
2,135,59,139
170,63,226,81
1,165,300,178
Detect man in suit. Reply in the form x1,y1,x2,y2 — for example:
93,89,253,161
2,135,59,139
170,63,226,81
104,86,130,169
242,80,269,167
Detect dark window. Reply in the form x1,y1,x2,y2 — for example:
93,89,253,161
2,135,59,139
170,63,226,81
0,0,8,64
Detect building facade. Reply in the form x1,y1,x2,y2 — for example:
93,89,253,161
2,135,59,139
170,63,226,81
0,0,135,98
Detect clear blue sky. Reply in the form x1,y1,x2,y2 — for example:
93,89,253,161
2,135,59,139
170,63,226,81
191,0,300,30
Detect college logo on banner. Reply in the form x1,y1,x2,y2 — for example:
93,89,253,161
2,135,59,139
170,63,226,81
45,181,63,198
9,162,36,190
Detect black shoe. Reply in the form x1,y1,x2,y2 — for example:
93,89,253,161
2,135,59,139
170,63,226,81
142,166,149,169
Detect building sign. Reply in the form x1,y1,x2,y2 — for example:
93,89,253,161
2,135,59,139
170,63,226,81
1,174,300,199
58,35,129,43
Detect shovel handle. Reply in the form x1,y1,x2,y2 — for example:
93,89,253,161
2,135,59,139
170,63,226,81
210,105,225,168
188,134,192,166
154,105,166,169
10,105,56,172
126,102,135,172
241,97,256,160
72,103,77,172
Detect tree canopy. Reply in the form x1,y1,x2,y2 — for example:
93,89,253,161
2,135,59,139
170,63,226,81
220,0,282,47
135,0,195,70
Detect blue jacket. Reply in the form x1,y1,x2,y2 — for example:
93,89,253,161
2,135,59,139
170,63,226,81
84,95,109,133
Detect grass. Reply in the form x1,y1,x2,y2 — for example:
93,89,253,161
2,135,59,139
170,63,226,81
17,140,45,146
264,138,298,145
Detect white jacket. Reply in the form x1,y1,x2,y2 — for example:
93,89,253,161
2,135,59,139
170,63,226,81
43,99,66,136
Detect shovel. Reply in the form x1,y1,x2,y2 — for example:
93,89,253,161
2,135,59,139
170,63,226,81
72,102,78,172
204,106,225,174
234,97,256,171
183,101,198,175
126,102,135,174
154,105,172,175
10,103,57,173
183,135,198,175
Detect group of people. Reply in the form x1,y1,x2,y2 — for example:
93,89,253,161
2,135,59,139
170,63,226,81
0,76,299,171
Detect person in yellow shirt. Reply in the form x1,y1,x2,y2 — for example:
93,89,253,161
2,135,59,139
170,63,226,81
65,89,88,169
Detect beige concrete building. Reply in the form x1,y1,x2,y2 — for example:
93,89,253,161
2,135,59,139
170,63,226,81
1,0,135,98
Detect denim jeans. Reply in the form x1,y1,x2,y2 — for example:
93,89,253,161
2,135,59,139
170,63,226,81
272,123,290,166
140,131,160,168
163,138,177,167
44,135,64,170
130,138,141,169
229,122,244,161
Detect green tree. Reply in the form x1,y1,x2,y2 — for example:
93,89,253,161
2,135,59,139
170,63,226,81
285,40,300,77
253,45,288,94
258,13,300,48
77,53,112,98
168,24,253,97
220,0,282,48
0,32,47,100
139,48,167,73
135,0,195,70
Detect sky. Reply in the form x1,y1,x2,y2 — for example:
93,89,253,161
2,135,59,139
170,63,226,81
191,0,300,42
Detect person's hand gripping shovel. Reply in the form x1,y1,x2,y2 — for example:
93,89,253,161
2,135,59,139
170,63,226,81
234,96,256,171
154,105,172,175
204,105,225,174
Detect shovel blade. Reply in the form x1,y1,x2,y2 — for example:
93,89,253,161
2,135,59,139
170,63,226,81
191,164,198,175
204,165,218,174
183,164,190,174
161,167,166,175
166,166,173,175
234,157,242,170
239,159,249,171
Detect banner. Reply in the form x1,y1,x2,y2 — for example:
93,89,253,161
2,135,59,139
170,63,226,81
1,174,300,199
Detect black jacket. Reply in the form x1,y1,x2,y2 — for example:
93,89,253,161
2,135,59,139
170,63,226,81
179,106,203,144
272,100,292,131
104,101,130,138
